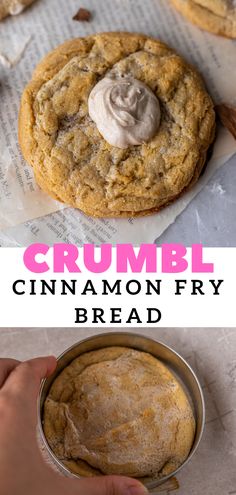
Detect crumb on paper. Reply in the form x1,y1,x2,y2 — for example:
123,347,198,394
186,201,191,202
210,183,225,195
73,7,92,22
0,35,31,68
216,104,236,140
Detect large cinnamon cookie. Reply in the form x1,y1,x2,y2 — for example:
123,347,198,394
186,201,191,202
171,0,236,38
0,0,35,20
19,32,215,217
43,347,195,479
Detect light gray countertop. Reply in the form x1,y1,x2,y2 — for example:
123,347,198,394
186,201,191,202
157,155,236,246
1,327,236,495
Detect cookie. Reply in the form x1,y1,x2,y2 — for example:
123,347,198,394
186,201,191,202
171,0,236,38
43,347,195,478
0,0,35,20
19,32,215,218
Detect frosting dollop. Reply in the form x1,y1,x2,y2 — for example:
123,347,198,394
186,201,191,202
88,74,161,149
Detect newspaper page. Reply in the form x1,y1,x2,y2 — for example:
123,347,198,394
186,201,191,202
0,0,236,245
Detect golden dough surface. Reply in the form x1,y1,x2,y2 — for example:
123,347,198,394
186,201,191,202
171,0,236,38
43,347,196,478
19,32,215,218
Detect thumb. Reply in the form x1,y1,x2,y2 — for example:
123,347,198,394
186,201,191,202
3,356,57,403
2,356,57,431
65,475,148,495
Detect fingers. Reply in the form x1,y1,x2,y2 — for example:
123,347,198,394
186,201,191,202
2,356,57,402
0,358,20,388
66,475,148,495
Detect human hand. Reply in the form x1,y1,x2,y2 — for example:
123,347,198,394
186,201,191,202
0,357,148,495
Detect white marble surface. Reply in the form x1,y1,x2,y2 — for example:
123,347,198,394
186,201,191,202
157,155,236,246
0,327,236,494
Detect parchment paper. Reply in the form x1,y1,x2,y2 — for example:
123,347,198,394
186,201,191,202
0,0,236,244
